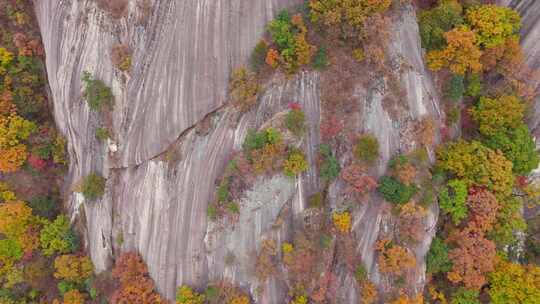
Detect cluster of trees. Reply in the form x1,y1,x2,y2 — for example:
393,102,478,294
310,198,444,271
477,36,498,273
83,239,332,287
422,2,522,76
0,44,66,173
209,126,309,221
0,3,108,302
176,283,251,304
110,252,165,303
0,194,102,302
420,3,540,303
265,11,315,73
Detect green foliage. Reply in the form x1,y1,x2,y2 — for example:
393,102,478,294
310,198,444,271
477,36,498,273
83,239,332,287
451,288,480,304
0,239,23,263
95,127,110,141
436,140,514,196
204,286,219,301
226,202,240,214
483,123,539,176
389,154,408,169
427,237,452,274
312,46,329,70
319,234,332,249
488,258,540,304
230,67,260,112
418,0,464,51
465,74,482,97
266,9,314,72
268,10,295,50
286,109,306,136
439,179,468,225
465,5,521,48
354,134,379,164
216,180,229,203
81,72,113,111
52,135,67,165
308,0,391,29
447,74,464,102
57,280,77,296
319,144,340,182
207,204,217,221
251,40,268,71
490,196,527,246
243,128,282,155
29,196,57,219
283,149,308,177
308,192,324,208
176,285,205,304
81,173,106,201
470,95,525,137
33,143,52,160
447,105,460,125
39,215,79,256
354,264,367,282
377,176,417,205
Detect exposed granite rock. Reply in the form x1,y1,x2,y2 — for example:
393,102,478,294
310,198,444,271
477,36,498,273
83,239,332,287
33,0,454,302
504,1,540,135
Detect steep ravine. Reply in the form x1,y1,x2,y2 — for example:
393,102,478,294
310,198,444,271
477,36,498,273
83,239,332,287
33,0,540,302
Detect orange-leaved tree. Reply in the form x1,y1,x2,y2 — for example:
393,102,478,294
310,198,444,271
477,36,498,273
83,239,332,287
110,252,165,304
427,25,482,75
447,227,496,290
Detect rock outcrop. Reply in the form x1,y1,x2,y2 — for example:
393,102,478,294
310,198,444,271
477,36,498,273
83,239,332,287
40,0,540,302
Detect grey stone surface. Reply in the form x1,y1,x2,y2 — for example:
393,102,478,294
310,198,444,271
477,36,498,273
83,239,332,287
36,0,540,302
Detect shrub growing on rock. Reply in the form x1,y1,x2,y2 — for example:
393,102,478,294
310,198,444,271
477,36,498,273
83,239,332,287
319,144,340,182
312,46,329,70
251,40,268,71
332,211,351,233
176,285,205,304
266,10,315,72
354,134,379,164
285,108,306,136
230,67,260,112
81,173,106,201
82,72,113,111
341,164,377,201
95,127,110,141
375,239,416,275
111,43,132,72
283,149,308,177
377,176,417,205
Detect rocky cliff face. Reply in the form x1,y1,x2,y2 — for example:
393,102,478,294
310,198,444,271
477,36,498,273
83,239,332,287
504,0,540,135
33,0,540,302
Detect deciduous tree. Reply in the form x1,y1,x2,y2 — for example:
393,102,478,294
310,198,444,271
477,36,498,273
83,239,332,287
54,254,93,283
465,5,521,48
447,227,496,290
437,140,514,196
488,258,540,304
469,95,525,137
427,26,482,75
